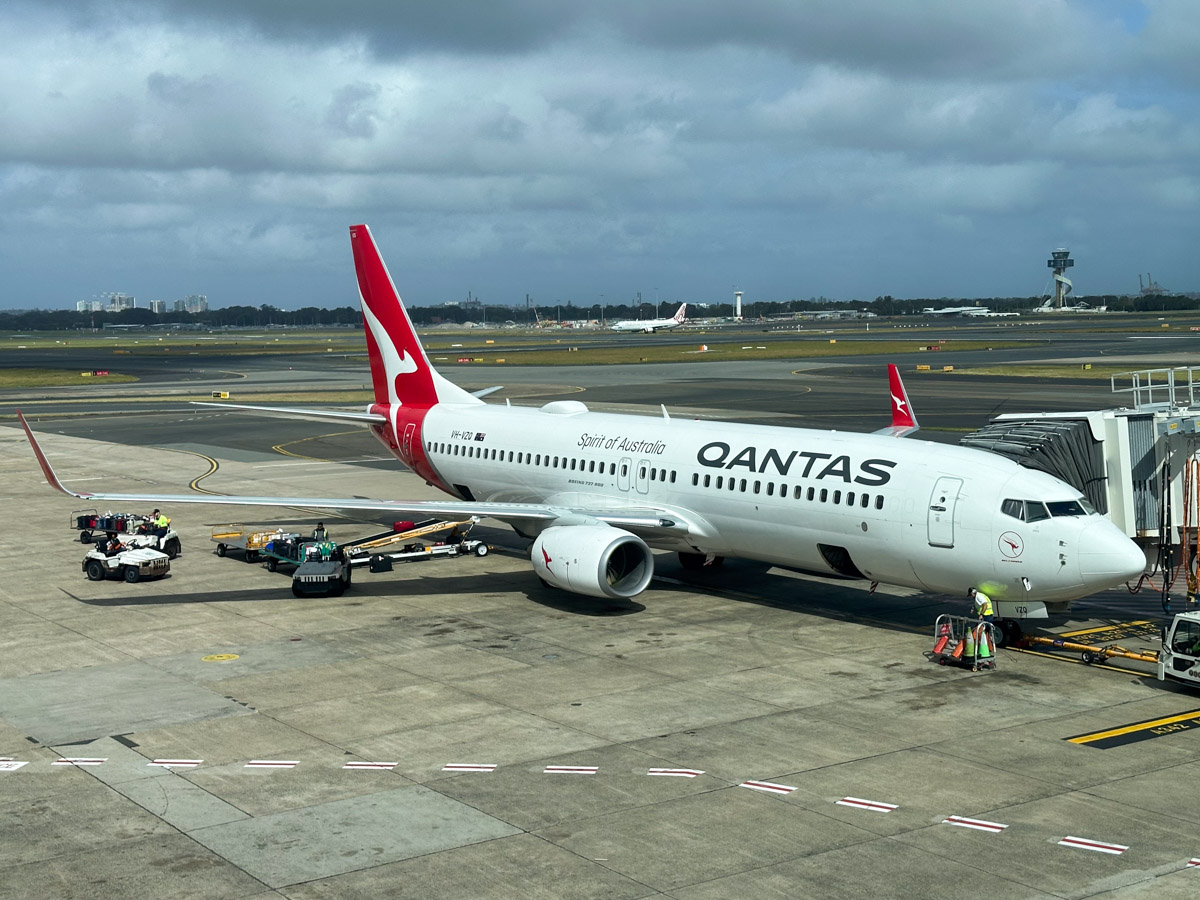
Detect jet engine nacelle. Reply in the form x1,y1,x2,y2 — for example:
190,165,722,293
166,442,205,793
532,525,654,599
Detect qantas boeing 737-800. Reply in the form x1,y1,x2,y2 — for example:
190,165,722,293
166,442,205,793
20,225,1146,638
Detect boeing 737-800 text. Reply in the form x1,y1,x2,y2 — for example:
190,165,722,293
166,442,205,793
20,225,1145,635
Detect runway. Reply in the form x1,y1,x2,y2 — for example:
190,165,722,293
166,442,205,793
2,321,1200,897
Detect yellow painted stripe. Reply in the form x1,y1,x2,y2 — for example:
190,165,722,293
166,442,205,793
1068,709,1200,744
1060,620,1153,638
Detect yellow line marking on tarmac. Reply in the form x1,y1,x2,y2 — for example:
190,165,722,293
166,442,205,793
1061,620,1154,638
272,430,362,461
1068,709,1200,745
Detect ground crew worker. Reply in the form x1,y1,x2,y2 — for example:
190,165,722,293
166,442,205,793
312,522,328,541
968,587,994,622
105,532,124,556
151,509,170,538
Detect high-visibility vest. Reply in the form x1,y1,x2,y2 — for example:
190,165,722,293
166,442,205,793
974,591,994,617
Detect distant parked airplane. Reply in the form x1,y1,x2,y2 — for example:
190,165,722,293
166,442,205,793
921,306,1017,318
611,303,687,333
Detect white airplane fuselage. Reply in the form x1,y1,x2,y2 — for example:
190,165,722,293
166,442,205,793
376,400,1142,605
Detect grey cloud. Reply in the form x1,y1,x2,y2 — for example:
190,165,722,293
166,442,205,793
324,82,382,139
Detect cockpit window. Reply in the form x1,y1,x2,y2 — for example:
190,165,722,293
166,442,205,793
1001,499,1024,520
1046,499,1092,517
1024,500,1050,522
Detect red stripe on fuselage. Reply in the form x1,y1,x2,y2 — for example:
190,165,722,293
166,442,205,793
368,403,449,493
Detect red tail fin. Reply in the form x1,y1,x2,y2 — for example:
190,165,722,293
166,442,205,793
350,224,440,409
888,364,917,431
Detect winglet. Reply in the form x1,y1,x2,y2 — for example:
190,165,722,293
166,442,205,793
873,365,920,437
18,411,92,498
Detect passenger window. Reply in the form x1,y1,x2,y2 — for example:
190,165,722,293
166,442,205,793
692,473,699,486
780,483,787,497
861,493,869,508
847,491,855,506
766,482,774,496
703,474,711,487
639,466,647,479
739,479,747,491
753,481,761,494
621,463,628,476
717,476,724,489
669,471,676,483
651,468,657,481
610,462,616,475
1024,500,1050,522
875,495,884,510
793,486,802,499
833,490,841,504
1001,498,1024,520
819,489,828,502
807,487,815,501
589,461,595,472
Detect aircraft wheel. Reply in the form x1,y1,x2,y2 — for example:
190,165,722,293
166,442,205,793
165,538,181,559
85,560,106,581
123,566,141,584
216,544,227,557
999,619,1022,647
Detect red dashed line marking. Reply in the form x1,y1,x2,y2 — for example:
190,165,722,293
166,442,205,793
544,765,598,774
442,763,497,772
1058,836,1128,855
244,760,299,769
943,815,1008,833
740,780,796,795
837,796,897,812
648,768,705,778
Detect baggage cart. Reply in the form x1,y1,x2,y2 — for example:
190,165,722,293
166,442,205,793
929,614,998,671
211,525,291,562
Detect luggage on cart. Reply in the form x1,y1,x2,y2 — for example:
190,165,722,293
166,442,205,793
929,615,997,671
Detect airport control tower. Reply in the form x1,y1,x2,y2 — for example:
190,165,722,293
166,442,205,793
1047,248,1074,307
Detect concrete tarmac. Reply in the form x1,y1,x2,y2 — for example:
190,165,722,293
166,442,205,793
2,415,1200,898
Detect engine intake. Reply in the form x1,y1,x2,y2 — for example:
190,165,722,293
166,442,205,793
532,524,654,599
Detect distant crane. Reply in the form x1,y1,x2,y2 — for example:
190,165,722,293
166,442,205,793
1139,272,1168,296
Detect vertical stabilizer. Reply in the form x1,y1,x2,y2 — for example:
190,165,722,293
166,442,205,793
350,224,479,408
673,303,687,324
874,364,919,437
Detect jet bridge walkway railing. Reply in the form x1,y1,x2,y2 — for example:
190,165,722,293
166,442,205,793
1111,366,1200,410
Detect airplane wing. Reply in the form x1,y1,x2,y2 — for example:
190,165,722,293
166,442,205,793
18,412,693,536
195,402,386,425
872,364,920,438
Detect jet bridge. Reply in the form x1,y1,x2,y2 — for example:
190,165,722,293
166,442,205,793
959,367,1200,610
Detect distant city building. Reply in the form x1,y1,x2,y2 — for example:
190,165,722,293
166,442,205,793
174,294,208,314
76,299,105,312
102,292,136,312
149,299,166,314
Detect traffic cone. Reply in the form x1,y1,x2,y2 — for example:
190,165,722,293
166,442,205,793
964,625,976,660
951,637,964,660
976,626,992,660
933,621,951,655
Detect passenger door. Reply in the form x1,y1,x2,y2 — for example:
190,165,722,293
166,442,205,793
927,476,963,548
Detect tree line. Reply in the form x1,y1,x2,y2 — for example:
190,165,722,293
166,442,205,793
0,293,1193,331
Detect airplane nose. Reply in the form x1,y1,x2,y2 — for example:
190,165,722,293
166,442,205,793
1078,521,1146,587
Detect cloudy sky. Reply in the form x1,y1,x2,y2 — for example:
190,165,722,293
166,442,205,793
1,1,1197,310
